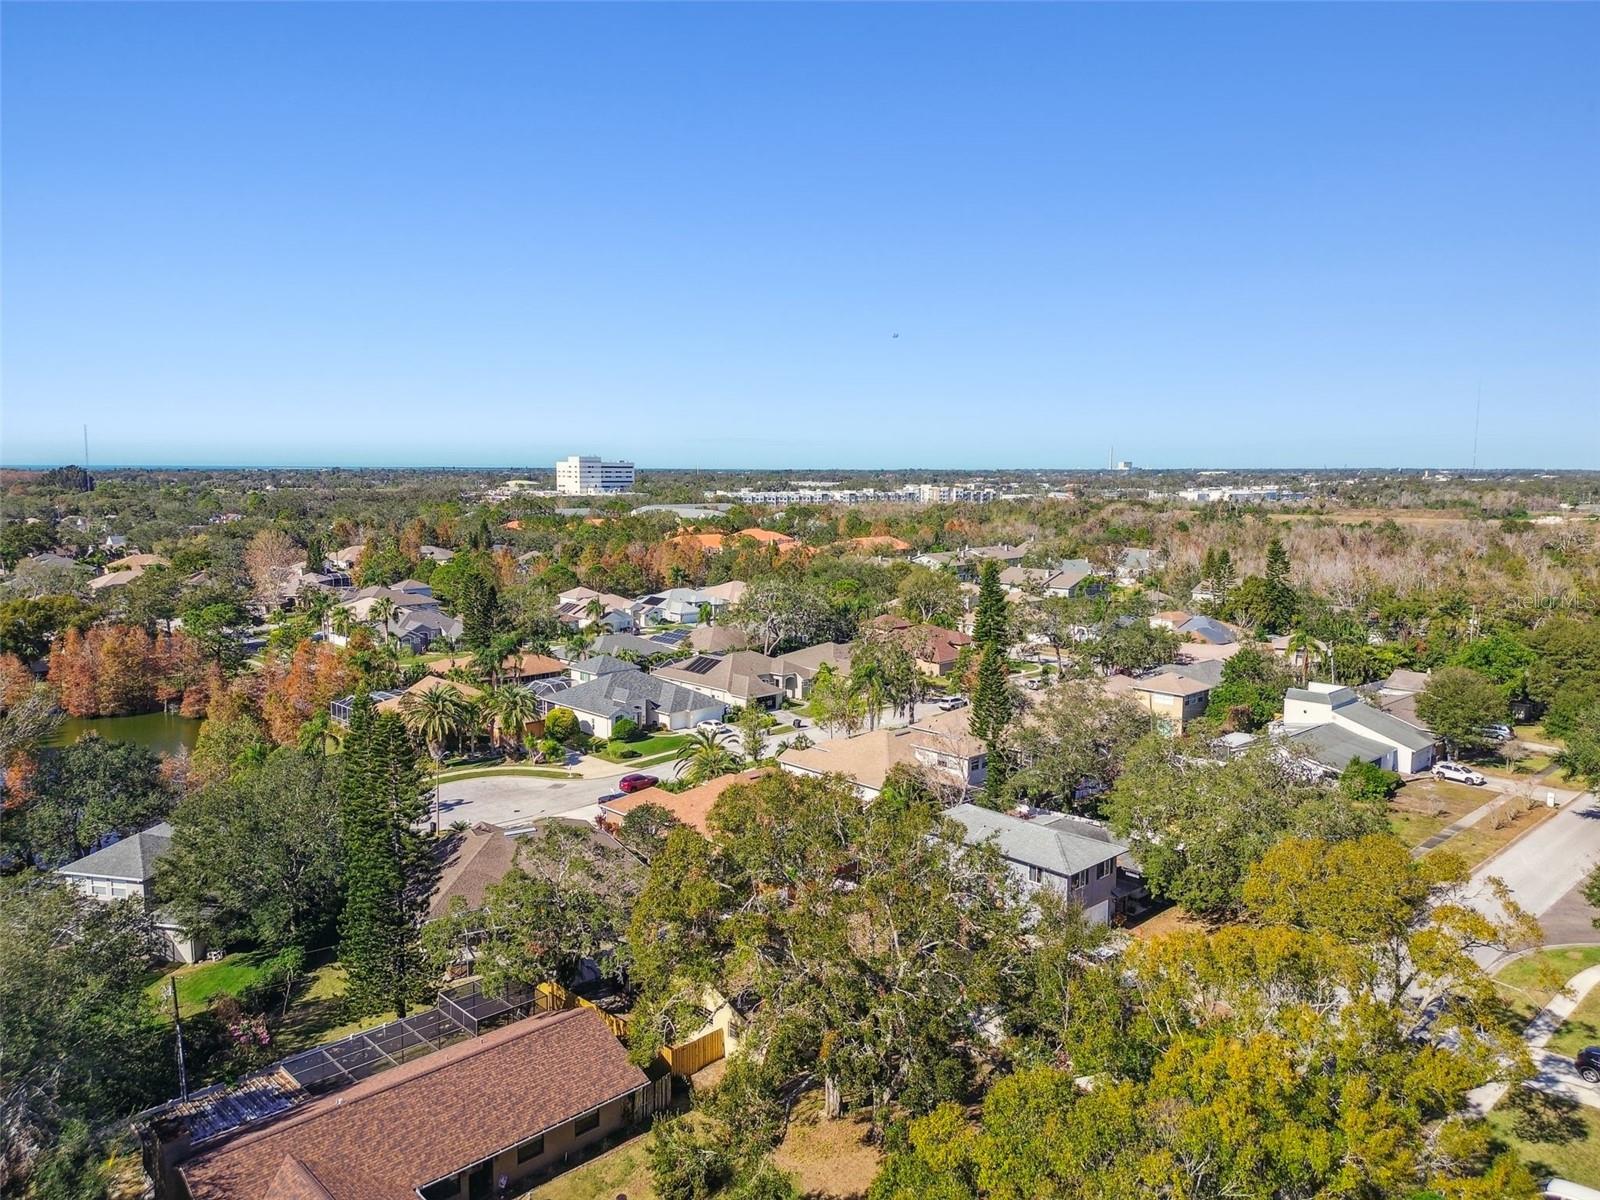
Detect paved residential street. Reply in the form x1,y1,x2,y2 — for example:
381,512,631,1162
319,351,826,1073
431,774,622,833
1468,786,1600,969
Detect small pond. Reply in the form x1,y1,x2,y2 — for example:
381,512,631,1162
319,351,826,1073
50,712,203,756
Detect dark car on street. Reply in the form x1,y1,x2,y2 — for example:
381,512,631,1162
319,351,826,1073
617,773,660,794
1576,1047,1600,1083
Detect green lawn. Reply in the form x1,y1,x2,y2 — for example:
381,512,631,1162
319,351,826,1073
151,950,277,1017
1489,1089,1600,1189
1549,981,1600,1060
595,733,689,764
1495,947,1600,1027
521,1135,654,1200
435,765,579,782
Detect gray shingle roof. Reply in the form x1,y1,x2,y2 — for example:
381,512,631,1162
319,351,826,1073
1286,724,1395,770
1169,659,1225,687
945,804,1125,878
57,821,174,883
552,670,723,719
1337,701,1435,751
1177,615,1236,645
573,654,640,677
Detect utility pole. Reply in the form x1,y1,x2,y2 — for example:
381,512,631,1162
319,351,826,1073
170,976,189,1100
1471,386,1481,471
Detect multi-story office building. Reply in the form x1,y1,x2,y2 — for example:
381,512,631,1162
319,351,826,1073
555,455,635,495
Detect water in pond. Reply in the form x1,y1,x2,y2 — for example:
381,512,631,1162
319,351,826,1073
50,712,203,756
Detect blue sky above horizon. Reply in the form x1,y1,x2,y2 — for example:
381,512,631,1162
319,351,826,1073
3,3,1596,471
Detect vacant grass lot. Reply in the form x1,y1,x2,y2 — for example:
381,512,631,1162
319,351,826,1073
1489,1089,1600,1189
1495,947,1600,1027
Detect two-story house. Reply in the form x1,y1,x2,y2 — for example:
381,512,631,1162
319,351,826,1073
55,822,205,962
944,803,1128,925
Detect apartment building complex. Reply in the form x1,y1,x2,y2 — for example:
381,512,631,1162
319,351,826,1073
555,455,635,495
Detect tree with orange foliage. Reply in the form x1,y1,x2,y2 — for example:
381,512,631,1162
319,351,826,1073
245,528,300,611
262,639,354,744
0,653,35,709
46,627,97,717
93,625,157,716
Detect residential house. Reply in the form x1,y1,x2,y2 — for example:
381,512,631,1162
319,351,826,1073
944,803,1128,925
1373,668,1432,727
87,553,171,593
428,820,642,923
555,587,637,632
653,652,787,710
632,585,743,627
690,625,751,654
866,616,973,676
174,1008,656,1200
840,535,912,555
55,822,205,962
1149,610,1192,632
1176,614,1237,646
104,534,130,551
1126,672,1214,735
774,642,853,700
598,769,769,836
18,551,79,571
1281,682,1436,774
567,655,643,685
418,544,455,563
543,669,726,738
914,543,1029,581
778,707,986,799
589,632,690,663
330,544,365,571
1116,547,1157,584
427,652,566,684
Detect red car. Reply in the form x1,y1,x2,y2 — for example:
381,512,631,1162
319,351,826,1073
617,773,659,794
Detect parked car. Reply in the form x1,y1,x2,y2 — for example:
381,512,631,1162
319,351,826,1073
937,695,969,711
1482,723,1514,741
1545,1177,1600,1200
598,791,626,805
1433,761,1487,786
1576,1046,1600,1084
617,773,659,794
695,719,731,734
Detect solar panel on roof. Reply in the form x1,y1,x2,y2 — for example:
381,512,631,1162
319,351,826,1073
653,630,688,645
679,656,718,674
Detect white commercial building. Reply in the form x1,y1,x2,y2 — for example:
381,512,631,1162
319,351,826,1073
555,455,635,495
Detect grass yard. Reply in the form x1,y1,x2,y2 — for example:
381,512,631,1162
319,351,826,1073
1387,778,1486,848
770,1092,883,1198
1427,797,1562,871
435,764,579,782
523,1090,881,1200
595,733,689,764
1516,723,1557,747
1489,1089,1600,1189
522,1135,654,1200
151,950,394,1062
151,951,277,1017
1495,947,1600,1027
1549,980,1600,1060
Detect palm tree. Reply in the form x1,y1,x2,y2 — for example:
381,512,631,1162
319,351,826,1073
1286,625,1318,687
371,596,399,648
329,606,355,643
584,597,606,627
300,588,335,638
850,660,886,731
491,685,540,758
399,684,467,833
674,728,741,785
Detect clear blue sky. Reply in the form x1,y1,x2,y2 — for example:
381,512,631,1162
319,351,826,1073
3,3,1596,470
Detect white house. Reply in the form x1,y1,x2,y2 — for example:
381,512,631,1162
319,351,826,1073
1282,682,1436,774
544,669,726,738
944,804,1128,925
55,822,206,962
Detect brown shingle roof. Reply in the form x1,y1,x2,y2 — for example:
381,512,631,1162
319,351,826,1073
427,823,523,920
180,1009,647,1200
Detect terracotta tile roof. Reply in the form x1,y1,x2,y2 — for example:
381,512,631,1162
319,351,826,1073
426,653,565,680
375,674,483,714
599,769,768,835
180,1008,648,1200
735,528,797,546
841,535,911,553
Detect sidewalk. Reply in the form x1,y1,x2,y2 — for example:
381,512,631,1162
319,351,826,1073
1469,963,1600,1115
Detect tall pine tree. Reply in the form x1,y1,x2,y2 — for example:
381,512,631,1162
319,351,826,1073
973,560,1007,645
339,693,431,1017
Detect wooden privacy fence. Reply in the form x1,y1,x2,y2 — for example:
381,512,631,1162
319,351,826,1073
661,1027,724,1076
535,981,631,1038
536,982,728,1076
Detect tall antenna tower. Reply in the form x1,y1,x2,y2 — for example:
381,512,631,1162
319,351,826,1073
1471,386,1481,470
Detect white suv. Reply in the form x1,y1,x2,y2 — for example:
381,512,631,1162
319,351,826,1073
1433,761,1487,786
